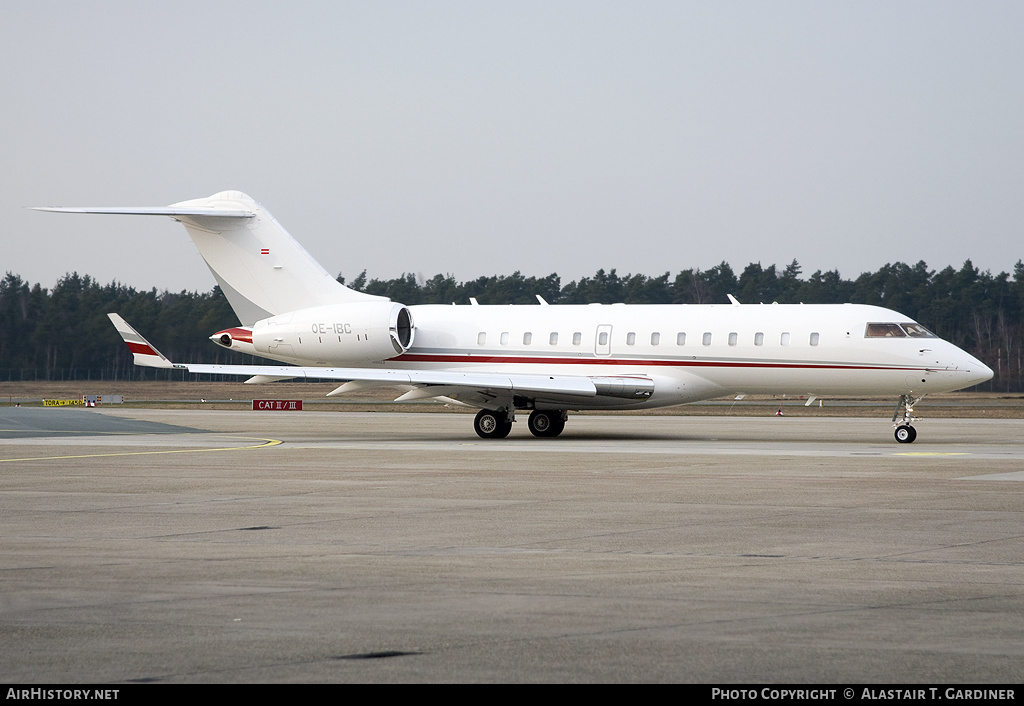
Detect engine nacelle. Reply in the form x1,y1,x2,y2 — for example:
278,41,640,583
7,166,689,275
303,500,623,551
210,326,257,355
250,301,414,365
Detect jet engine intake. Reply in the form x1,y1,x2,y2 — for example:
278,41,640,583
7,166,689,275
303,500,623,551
210,326,257,355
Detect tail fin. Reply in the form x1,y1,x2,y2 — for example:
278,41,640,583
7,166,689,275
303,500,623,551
37,191,383,324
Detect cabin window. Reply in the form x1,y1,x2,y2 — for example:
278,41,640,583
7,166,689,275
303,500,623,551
477,332,486,346
728,332,738,346
809,332,820,346
676,332,686,346
780,332,791,346
598,331,609,346
626,332,636,345
573,332,582,346
754,332,764,346
549,332,558,345
500,332,509,345
523,332,532,345
651,332,660,345
702,332,712,346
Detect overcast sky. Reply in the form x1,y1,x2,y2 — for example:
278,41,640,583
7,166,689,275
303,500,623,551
4,1,1022,295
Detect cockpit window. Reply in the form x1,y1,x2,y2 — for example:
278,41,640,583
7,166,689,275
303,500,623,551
865,323,938,338
865,323,906,338
901,323,937,338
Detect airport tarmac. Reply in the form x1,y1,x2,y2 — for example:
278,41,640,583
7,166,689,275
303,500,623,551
1,407,1022,683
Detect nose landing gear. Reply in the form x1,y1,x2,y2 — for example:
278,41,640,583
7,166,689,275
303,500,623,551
892,394,923,443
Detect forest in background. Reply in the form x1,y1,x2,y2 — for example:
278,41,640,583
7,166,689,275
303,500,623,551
2,258,1022,391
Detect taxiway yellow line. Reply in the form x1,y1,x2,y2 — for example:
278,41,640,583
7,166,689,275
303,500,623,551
894,452,969,456
0,437,283,463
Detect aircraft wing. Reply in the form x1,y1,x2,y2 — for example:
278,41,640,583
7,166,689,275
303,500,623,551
183,362,599,403
108,314,605,406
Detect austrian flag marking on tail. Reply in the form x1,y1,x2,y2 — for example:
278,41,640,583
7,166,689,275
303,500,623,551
261,248,270,255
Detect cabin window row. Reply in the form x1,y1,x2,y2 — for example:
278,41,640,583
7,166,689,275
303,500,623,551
476,331,821,346
630,331,820,347
477,332,586,346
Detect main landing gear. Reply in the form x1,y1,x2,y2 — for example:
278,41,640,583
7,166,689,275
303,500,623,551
527,410,566,438
892,394,923,444
474,409,513,439
473,409,568,439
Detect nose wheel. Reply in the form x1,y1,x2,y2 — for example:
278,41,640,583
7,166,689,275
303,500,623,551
894,424,917,443
892,394,923,443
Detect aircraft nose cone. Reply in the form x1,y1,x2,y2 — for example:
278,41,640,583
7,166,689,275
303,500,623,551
970,359,995,386
957,354,994,387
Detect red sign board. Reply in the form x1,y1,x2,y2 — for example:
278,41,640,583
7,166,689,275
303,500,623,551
251,400,303,411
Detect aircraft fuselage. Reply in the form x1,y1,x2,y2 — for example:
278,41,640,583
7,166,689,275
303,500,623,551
230,301,990,410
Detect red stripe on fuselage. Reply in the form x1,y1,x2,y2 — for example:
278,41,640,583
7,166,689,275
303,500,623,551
391,352,922,372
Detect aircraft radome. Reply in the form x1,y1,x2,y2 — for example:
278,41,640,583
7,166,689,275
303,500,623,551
37,191,993,442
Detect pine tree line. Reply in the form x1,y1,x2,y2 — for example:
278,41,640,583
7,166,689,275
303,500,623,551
3,259,1023,390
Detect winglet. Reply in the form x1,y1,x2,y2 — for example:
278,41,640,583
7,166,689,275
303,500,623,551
107,313,174,368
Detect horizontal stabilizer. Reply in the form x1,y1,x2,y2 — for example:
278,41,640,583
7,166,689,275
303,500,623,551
33,206,254,218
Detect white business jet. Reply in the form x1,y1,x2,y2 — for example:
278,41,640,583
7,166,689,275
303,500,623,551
37,191,993,442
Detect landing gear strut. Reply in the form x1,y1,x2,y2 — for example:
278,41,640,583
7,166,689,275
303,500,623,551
892,394,923,443
474,408,513,439
527,410,566,438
